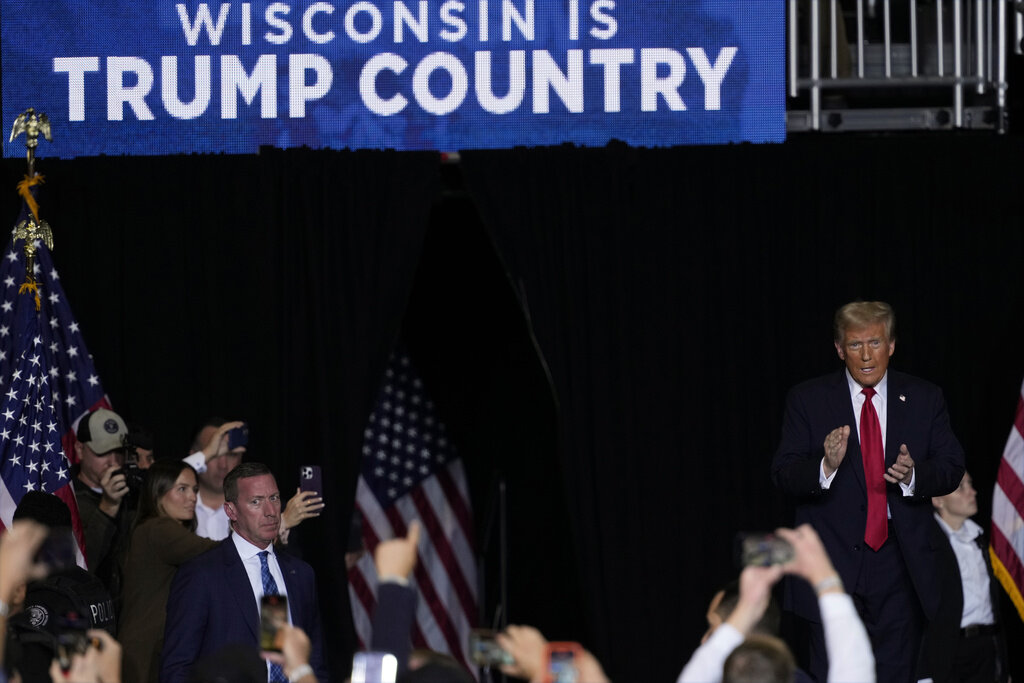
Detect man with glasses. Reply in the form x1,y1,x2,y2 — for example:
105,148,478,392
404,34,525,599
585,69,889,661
161,462,328,683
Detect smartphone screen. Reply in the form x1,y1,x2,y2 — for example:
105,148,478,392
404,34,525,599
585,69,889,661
351,652,398,683
299,465,323,496
545,643,582,683
469,629,515,667
259,594,288,651
738,533,794,567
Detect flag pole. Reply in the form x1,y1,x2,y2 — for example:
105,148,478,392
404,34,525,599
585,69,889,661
9,107,55,311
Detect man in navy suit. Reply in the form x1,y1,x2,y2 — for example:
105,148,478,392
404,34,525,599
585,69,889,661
160,462,328,683
772,301,965,683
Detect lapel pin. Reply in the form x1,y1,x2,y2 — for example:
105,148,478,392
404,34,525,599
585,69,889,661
899,394,906,402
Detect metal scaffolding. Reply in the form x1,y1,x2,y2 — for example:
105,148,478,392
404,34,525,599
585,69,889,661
787,0,1012,132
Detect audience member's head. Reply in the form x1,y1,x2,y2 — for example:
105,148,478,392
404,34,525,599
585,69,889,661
128,422,156,469
191,417,228,453
191,417,247,498
13,491,72,528
722,634,795,683
74,408,128,488
932,471,977,530
137,459,200,531
223,462,273,504
223,462,280,549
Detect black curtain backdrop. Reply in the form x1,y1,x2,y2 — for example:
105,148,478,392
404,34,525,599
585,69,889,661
2,135,1023,683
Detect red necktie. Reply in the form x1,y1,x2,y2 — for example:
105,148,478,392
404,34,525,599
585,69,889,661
860,387,888,550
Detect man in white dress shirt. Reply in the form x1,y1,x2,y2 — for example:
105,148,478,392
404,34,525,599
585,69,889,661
182,419,247,540
917,472,1008,683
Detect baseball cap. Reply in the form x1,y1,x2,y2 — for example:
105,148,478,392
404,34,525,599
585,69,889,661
76,408,128,455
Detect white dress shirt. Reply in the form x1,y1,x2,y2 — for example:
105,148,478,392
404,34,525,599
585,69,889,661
183,451,231,540
819,371,916,503
230,532,292,680
934,514,994,627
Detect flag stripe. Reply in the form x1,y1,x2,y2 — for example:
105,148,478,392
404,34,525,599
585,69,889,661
352,491,449,655
996,457,1024,524
411,485,478,621
383,503,466,662
422,471,477,596
393,493,473,636
398,491,475,669
991,484,1024,564
991,377,1024,625
348,555,378,650
0,478,18,529
436,464,475,542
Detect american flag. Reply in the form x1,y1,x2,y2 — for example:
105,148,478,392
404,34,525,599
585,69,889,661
991,376,1024,622
0,188,109,555
348,350,479,672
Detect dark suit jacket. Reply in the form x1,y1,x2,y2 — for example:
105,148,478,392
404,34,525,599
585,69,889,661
771,369,965,621
159,537,328,683
917,519,1009,683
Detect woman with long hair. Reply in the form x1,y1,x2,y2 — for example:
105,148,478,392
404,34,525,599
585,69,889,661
119,459,218,683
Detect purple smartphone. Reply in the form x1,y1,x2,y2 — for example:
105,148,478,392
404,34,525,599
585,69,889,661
299,465,322,496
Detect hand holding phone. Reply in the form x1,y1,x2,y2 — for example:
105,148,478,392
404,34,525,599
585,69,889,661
283,466,326,531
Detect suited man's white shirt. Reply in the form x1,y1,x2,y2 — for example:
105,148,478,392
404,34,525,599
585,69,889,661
230,531,292,680
818,371,916,502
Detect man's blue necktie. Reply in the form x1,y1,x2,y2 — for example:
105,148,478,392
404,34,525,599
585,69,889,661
259,551,288,683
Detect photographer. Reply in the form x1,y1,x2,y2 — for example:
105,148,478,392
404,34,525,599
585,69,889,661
72,409,138,601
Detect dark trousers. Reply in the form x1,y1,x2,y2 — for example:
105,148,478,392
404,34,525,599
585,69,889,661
807,533,923,683
952,632,1000,683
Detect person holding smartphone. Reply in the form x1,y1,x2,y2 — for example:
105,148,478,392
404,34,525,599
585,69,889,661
182,420,324,542
119,460,218,683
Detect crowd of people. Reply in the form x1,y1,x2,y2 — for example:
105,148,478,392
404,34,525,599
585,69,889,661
0,300,1014,683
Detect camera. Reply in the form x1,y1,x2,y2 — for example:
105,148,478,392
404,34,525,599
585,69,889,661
113,434,147,493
